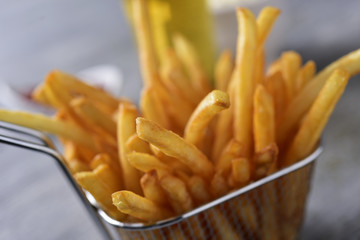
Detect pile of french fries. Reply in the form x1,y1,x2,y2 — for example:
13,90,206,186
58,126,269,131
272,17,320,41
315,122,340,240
1,0,360,238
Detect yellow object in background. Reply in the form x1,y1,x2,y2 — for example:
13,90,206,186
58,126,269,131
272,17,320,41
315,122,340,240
124,0,216,77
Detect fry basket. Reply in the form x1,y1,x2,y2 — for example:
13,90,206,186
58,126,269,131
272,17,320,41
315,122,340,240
0,121,322,240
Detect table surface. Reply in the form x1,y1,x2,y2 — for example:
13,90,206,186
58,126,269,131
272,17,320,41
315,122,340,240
1,0,360,239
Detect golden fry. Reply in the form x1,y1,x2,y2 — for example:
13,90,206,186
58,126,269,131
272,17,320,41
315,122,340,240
216,139,244,176
265,71,287,120
283,68,350,166
0,110,97,149
136,118,214,179
210,173,230,198
117,103,142,194
281,51,302,101
233,8,257,156
112,190,172,222
184,90,230,147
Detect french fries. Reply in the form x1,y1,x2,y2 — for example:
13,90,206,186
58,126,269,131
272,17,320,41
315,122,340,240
1,3,358,239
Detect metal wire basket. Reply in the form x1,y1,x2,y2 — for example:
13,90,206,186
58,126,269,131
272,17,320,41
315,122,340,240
0,121,322,240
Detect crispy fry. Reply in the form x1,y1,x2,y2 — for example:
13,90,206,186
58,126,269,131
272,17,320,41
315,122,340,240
90,153,121,176
281,51,302,101
136,118,214,179
0,110,97,149
140,170,169,207
214,50,234,91
75,172,126,220
184,90,230,147
233,8,257,156
93,163,122,193
127,152,171,177
126,133,151,154
159,174,194,214
283,68,350,166
112,190,172,222
277,48,360,147
117,103,142,194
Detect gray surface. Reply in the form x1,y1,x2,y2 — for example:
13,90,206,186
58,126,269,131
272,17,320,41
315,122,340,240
0,0,360,239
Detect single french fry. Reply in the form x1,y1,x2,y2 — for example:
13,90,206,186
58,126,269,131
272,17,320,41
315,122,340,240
93,164,122,193
210,173,230,198
173,34,211,96
117,103,142,195
131,0,158,86
140,87,171,129
233,8,257,156
32,83,51,106
140,170,169,207
231,157,251,185
127,152,171,177
49,70,119,113
283,68,350,166
296,60,316,93
255,5,281,90
184,90,230,148
126,133,151,154
256,6,281,47
267,58,281,76
254,143,279,178
0,110,97,149
112,190,172,222
136,118,214,179
159,174,194,214
75,172,126,220
188,176,211,206
277,48,360,148
216,139,244,176
150,145,191,174
71,97,117,138
281,51,302,101
214,50,234,91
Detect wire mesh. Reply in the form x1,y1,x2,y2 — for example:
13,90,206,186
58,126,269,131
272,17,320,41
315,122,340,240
106,159,316,240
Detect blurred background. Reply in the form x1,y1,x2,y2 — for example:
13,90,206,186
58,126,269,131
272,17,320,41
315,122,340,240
0,0,359,239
